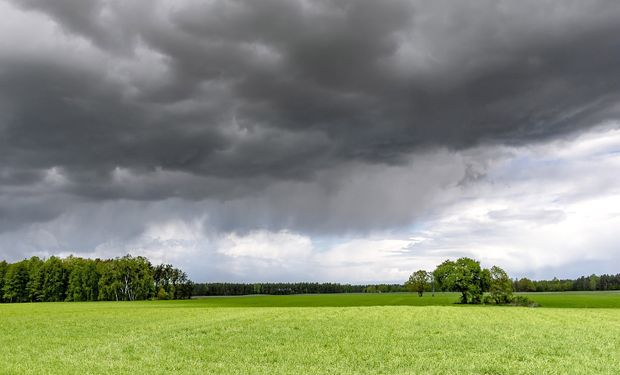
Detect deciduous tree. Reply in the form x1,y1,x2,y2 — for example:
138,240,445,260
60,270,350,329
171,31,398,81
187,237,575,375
433,258,490,304
406,270,430,297
489,265,513,304
42,256,68,302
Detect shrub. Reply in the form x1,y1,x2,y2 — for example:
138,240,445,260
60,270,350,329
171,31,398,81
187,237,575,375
511,295,539,307
157,287,169,300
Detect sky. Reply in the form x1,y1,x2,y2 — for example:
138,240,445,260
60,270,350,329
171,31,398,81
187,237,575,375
1,0,620,283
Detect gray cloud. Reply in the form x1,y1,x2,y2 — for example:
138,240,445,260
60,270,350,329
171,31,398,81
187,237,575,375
3,0,620,185
1,127,619,281
1,0,620,273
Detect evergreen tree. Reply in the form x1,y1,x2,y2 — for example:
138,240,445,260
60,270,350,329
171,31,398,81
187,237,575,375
3,261,30,303
26,257,44,302
0,260,8,303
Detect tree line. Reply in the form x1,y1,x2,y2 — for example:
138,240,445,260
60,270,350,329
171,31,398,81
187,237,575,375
405,258,620,305
513,273,620,292
193,282,406,296
2,254,616,303
194,261,620,301
0,255,193,303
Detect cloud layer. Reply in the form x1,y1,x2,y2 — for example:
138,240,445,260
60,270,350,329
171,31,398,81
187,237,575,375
1,0,620,281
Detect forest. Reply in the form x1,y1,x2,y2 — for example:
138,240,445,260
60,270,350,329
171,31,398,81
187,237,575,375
2,254,619,303
513,274,620,292
192,282,406,296
0,255,192,303
194,266,620,297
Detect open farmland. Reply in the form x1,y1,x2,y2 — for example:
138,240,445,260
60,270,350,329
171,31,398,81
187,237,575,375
188,291,620,308
1,292,620,374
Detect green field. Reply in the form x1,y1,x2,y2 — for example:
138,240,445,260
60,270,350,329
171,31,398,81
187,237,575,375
1,292,620,374
186,291,620,308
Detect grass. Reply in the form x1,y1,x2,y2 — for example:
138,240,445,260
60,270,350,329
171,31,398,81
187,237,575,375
520,291,620,308
190,292,461,307
1,292,619,374
187,291,620,308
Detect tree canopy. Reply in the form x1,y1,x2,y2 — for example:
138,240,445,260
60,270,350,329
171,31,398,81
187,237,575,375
1,255,192,303
433,258,491,304
405,270,430,297
489,265,513,304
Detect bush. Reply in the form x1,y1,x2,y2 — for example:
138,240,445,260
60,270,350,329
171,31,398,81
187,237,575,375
156,287,169,300
511,295,539,307
481,294,539,307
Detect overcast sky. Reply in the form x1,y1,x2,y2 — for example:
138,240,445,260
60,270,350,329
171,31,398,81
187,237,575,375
1,0,620,282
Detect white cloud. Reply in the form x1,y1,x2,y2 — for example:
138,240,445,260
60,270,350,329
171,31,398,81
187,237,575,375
403,125,620,278
1,126,620,282
217,230,313,260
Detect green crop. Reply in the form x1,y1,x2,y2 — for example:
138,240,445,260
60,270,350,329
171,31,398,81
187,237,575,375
1,292,619,374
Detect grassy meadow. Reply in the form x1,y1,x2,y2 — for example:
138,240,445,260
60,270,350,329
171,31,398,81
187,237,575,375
1,292,620,374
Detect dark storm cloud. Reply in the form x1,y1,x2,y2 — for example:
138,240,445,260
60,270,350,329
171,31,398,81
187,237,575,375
1,0,620,231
